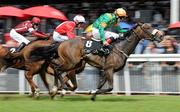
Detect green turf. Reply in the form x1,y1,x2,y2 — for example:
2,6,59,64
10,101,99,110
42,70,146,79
0,94,180,112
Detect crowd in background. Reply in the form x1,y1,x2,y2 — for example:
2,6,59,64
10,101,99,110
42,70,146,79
0,1,180,61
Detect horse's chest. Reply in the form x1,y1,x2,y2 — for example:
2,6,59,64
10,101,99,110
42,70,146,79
107,54,126,70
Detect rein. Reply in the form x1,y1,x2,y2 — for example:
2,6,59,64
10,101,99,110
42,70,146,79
112,26,141,58
112,45,129,58
112,24,146,58
136,23,158,41
114,49,129,58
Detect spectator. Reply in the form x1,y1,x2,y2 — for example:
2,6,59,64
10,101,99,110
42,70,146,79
134,39,149,54
160,35,180,67
144,42,160,54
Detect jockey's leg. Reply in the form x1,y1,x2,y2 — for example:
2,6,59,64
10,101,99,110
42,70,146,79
92,28,118,55
104,31,120,44
53,31,68,42
16,42,26,52
10,29,30,52
92,28,120,45
10,29,30,44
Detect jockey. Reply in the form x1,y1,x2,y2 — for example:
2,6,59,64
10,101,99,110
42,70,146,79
9,17,49,52
52,15,86,42
92,8,127,46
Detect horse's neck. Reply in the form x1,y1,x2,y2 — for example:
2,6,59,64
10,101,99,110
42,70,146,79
117,33,140,56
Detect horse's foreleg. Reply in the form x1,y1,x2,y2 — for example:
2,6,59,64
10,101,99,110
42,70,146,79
63,70,77,91
91,69,113,101
56,71,67,97
97,70,107,89
64,61,85,91
50,71,59,99
24,71,39,98
39,71,51,95
63,61,85,91
50,67,65,99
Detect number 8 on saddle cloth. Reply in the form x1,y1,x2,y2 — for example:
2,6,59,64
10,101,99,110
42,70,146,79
84,40,112,56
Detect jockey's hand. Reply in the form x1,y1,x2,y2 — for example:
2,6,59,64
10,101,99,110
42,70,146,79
46,33,52,38
103,41,110,46
47,33,52,36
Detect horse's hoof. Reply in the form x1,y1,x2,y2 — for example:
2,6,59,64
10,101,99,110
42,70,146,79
91,94,96,101
50,91,57,97
51,86,58,93
28,93,34,97
50,95,55,100
91,96,96,101
50,95,58,100
34,92,40,99
60,89,66,98
88,90,91,95
34,88,40,99
51,95,58,100
60,94,64,98
34,95,40,100
50,92,57,100
50,86,58,98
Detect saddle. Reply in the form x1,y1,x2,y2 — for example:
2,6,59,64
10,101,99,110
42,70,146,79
84,39,113,56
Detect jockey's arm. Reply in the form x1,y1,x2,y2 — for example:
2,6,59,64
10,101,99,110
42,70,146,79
31,30,49,38
98,22,107,42
28,27,49,38
67,32,76,39
36,30,48,35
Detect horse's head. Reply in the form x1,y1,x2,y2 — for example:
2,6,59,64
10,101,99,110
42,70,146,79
132,22,164,42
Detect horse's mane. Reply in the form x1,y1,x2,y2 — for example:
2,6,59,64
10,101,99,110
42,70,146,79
111,30,132,46
29,42,60,61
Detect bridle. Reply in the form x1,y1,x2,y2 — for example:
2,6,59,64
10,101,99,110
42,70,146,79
131,23,160,41
113,23,161,59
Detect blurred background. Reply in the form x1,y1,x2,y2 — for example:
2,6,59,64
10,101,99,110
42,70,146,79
0,0,179,52
0,0,180,95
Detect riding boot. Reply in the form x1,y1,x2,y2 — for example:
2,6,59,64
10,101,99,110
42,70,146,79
16,42,26,52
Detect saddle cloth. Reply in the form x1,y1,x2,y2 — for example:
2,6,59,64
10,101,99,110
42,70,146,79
84,39,113,56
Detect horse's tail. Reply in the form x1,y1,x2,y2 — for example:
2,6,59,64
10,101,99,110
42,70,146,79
29,42,60,61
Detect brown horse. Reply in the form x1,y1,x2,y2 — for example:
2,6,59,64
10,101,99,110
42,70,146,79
0,39,77,99
0,44,55,98
23,22,164,100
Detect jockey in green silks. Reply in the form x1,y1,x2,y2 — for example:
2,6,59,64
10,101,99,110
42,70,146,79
92,8,127,46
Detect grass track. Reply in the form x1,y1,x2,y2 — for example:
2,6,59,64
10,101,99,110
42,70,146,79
0,94,180,112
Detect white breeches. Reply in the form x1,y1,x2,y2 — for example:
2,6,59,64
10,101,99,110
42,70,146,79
92,28,119,41
52,31,68,42
9,29,30,44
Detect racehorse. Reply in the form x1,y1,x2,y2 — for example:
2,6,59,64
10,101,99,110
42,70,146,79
0,39,77,99
22,22,164,100
0,44,55,98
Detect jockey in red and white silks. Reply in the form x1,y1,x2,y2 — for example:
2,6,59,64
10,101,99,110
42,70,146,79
53,15,86,42
9,17,49,52
10,17,48,44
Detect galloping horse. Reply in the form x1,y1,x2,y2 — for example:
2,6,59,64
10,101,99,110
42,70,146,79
0,44,55,98
0,39,77,99
24,22,164,100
